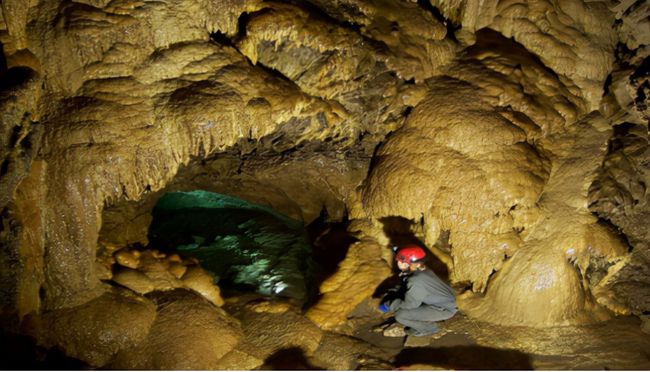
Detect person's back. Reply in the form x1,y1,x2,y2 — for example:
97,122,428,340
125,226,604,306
408,268,456,312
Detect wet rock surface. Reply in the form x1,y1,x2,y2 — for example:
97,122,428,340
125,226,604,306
111,289,241,369
350,302,650,370
203,293,650,370
0,0,649,368
21,288,156,367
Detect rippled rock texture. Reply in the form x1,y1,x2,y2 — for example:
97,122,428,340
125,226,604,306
0,0,649,368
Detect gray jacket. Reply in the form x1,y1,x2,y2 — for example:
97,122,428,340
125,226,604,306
388,268,457,312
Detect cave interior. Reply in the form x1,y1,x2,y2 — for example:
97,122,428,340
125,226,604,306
0,0,650,370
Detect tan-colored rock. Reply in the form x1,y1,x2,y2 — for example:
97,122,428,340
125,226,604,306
111,289,242,370
213,349,264,370
22,289,156,367
588,47,650,314
167,261,187,279
0,0,648,364
141,268,184,291
307,236,391,330
112,267,155,294
430,0,617,110
10,0,354,312
181,266,225,307
235,299,323,360
383,323,406,338
641,315,650,335
94,259,113,281
112,251,224,307
99,150,369,245
361,78,548,293
0,0,31,53
168,253,182,263
138,249,168,271
304,0,456,82
12,160,47,321
150,249,166,259
311,332,391,370
237,2,409,135
114,249,141,269
100,201,154,247
247,300,291,314
462,115,628,326
613,0,650,51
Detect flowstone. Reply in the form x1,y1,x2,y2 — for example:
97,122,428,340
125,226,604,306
21,288,156,367
111,289,241,369
0,0,649,368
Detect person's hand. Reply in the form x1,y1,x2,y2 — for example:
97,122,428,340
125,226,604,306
378,302,390,313
382,288,400,305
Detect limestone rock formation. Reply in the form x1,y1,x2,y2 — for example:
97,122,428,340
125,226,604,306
0,0,649,367
111,289,242,369
312,332,395,370
109,248,225,307
587,4,650,314
307,224,392,329
223,296,394,370
21,288,157,367
431,0,618,110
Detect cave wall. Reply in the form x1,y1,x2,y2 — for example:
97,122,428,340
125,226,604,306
100,146,368,248
0,0,648,346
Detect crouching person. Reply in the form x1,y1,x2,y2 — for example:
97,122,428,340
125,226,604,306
378,244,457,337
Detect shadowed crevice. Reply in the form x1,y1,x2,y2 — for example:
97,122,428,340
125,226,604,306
393,345,533,370
416,0,460,42
260,347,323,370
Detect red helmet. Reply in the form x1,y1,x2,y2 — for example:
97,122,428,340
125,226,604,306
395,245,427,263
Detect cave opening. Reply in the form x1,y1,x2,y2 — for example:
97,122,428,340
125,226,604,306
304,208,358,308
146,190,317,303
110,188,359,311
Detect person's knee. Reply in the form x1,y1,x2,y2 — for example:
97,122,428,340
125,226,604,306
442,309,458,320
394,310,409,324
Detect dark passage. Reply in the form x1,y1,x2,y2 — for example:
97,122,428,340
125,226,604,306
394,345,533,370
148,190,315,301
306,210,358,303
260,347,323,370
0,332,88,370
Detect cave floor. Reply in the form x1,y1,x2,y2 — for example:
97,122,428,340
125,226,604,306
223,294,650,370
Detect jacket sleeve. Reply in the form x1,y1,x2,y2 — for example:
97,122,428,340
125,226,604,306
388,281,427,311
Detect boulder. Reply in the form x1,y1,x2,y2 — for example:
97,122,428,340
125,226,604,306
22,288,156,367
111,289,242,369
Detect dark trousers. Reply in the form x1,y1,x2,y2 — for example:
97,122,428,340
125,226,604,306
395,305,456,334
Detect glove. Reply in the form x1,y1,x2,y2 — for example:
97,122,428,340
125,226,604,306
381,289,401,305
378,302,390,313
